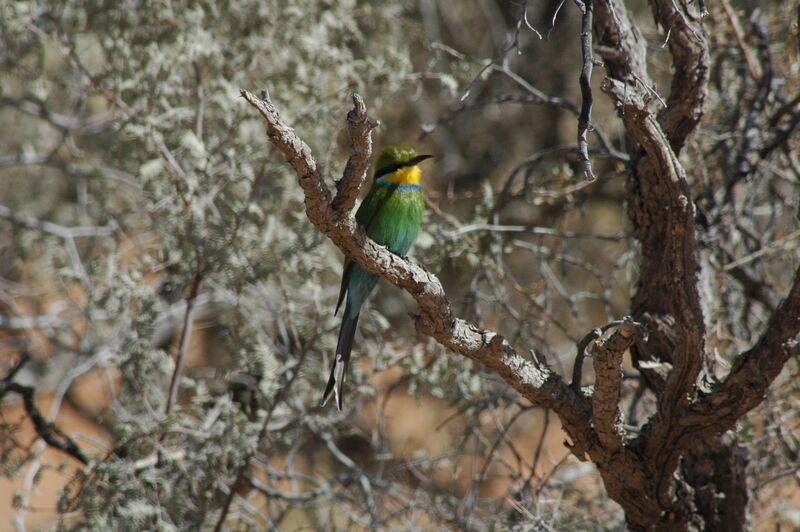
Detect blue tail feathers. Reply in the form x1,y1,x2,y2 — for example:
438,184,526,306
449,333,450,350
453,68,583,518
321,266,378,409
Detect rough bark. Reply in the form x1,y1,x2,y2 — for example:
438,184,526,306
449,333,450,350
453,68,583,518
682,436,749,531
593,1,796,530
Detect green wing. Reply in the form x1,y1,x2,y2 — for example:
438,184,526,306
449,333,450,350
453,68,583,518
334,185,397,315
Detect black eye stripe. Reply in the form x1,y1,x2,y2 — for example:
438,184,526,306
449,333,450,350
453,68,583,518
374,155,433,179
375,162,404,179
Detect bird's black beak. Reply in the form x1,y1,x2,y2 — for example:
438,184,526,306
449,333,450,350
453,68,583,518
408,154,434,166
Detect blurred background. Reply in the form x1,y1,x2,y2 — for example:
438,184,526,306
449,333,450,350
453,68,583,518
0,0,798,530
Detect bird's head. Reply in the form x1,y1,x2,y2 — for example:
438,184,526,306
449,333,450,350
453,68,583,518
374,145,434,186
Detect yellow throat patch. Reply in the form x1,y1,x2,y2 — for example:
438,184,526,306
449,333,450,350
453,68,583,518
383,165,422,186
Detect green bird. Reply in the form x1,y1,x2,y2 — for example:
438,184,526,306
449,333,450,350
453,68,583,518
322,145,434,410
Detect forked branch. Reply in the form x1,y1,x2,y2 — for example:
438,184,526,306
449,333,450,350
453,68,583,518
240,88,596,445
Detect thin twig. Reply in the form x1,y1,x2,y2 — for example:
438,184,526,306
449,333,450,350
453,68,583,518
420,93,577,140
727,18,772,195
0,203,117,239
193,61,205,141
721,229,800,272
164,272,204,416
571,328,601,393
576,0,597,181
529,408,551,484
1,354,89,465
0,94,114,134
212,355,307,531
446,223,626,241
720,0,761,80
548,0,567,38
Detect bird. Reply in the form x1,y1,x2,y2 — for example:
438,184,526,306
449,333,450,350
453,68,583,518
321,145,434,410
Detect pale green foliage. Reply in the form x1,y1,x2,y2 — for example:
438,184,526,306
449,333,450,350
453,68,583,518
0,0,444,528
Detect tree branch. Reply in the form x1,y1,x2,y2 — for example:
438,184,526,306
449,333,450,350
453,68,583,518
592,0,649,84
596,0,708,418
726,18,772,196
240,88,593,445
0,94,114,135
576,0,597,181
686,263,800,434
0,203,117,239
593,0,713,522
332,95,376,213
591,318,641,451
0,354,89,465
571,318,628,393
164,272,203,416
652,0,710,152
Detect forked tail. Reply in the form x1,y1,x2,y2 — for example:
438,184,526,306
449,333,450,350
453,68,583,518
321,307,359,410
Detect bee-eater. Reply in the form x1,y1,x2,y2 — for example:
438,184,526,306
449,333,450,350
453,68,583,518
322,145,434,410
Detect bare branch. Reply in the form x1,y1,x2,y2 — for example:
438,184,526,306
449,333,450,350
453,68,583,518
572,327,601,393
722,229,800,272
571,319,627,392
446,223,625,241
193,61,205,141
576,0,597,181
720,0,761,80
1,355,89,465
0,152,140,188
420,93,579,139
592,0,649,84
240,90,323,194
591,1,719,524
0,94,114,134
591,318,641,451
213,351,309,531
164,272,204,416
332,94,376,214
240,88,592,440
651,0,710,152
0,203,117,239
686,263,800,434
602,62,707,412
423,41,625,161
726,18,772,196
0,203,116,287
548,0,567,38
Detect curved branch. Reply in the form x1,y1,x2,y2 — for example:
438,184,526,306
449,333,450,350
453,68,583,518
651,0,710,152
1,355,89,465
332,95,376,213
591,318,642,451
240,88,593,442
685,262,800,434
